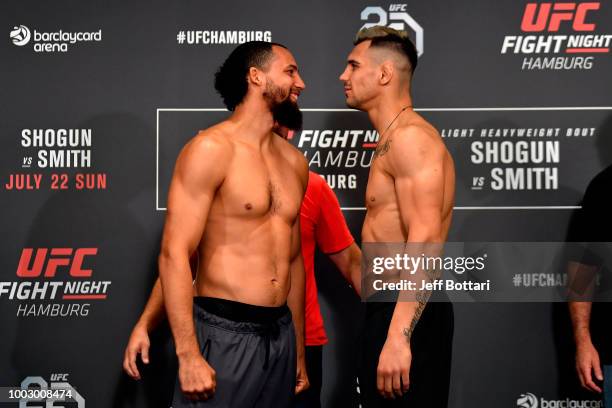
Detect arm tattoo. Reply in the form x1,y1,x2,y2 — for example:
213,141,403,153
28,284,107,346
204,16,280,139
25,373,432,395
403,297,427,342
403,266,440,343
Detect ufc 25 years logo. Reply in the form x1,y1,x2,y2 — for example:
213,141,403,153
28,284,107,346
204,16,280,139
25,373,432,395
360,4,424,56
19,375,85,408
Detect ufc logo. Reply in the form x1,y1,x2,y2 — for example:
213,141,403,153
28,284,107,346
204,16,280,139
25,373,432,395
16,248,97,278
50,374,69,381
521,2,600,32
389,4,407,12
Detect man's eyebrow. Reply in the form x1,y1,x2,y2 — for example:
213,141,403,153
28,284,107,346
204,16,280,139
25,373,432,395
285,64,299,71
347,59,360,65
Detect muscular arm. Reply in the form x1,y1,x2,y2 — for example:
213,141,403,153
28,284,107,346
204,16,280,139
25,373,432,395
314,178,362,295
287,216,306,361
286,153,309,393
328,243,362,295
387,127,447,343
136,279,166,331
123,253,198,379
135,255,199,331
159,134,228,359
569,299,592,345
374,127,450,398
570,298,603,392
568,259,598,345
568,261,603,392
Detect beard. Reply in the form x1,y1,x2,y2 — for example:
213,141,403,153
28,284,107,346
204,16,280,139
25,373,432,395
264,80,303,131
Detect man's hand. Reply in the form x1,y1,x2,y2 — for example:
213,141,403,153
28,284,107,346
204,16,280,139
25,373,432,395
295,356,310,394
178,353,217,400
576,340,603,393
377,334,411,399
123,323,151,380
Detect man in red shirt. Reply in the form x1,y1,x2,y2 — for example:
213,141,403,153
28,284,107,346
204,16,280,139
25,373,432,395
123,170,361,408
296,171,362,407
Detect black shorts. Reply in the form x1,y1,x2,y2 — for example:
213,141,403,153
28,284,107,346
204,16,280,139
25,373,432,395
359,300,454,408
172,297,296,408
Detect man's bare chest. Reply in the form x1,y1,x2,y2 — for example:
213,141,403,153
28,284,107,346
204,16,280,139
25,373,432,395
365,158,397,211
215,151,302,221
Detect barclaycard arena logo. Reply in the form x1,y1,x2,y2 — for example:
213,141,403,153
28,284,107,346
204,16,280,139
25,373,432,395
0,248,111,317
288,128,379,190
10,374,85,407
360,4,424,56
518,393,539,408
501,2,612,70
9,25,102,53
10,25,31,46
517,392,603,408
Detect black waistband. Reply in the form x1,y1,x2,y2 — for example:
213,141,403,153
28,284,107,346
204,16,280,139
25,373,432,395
193,296,289,324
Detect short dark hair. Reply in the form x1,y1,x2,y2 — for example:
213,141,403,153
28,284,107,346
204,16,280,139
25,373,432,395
354,26,418,76
214,41,287,111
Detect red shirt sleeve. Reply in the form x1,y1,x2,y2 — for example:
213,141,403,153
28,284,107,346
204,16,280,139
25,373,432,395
314,176,354,254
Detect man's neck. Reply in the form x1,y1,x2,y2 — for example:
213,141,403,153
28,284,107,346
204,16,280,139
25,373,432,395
230,97,275,147
367,94,413,136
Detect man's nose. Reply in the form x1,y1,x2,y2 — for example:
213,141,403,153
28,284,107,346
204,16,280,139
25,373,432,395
339,67,349,82
294,73,305,91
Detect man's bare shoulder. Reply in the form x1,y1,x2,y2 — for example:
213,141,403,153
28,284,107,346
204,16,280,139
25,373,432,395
182,124,234,159
275,136,309,188
386,121,446,173
175,124,234,181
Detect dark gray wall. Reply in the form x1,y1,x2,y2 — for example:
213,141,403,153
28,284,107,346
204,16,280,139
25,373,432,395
1,1,611,407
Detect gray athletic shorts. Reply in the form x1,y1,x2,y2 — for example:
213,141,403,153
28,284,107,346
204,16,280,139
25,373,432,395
172,297,296,408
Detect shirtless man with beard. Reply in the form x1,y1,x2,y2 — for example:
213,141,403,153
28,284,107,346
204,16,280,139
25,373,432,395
150,41,309,407
339,27,456,407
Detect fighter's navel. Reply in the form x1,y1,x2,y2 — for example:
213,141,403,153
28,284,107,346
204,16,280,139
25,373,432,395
245,203,253,210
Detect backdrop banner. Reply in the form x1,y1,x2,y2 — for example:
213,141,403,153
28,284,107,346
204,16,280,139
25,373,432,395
1,1,611,407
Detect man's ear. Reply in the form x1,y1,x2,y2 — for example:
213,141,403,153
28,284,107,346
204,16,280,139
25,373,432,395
379,61,394,86
247,66,264,86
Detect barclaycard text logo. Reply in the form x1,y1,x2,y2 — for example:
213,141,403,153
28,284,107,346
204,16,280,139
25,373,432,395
518,393,538,408
9,25,102,52
360,4,424,56
10,25,31,46
517,392,603,408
